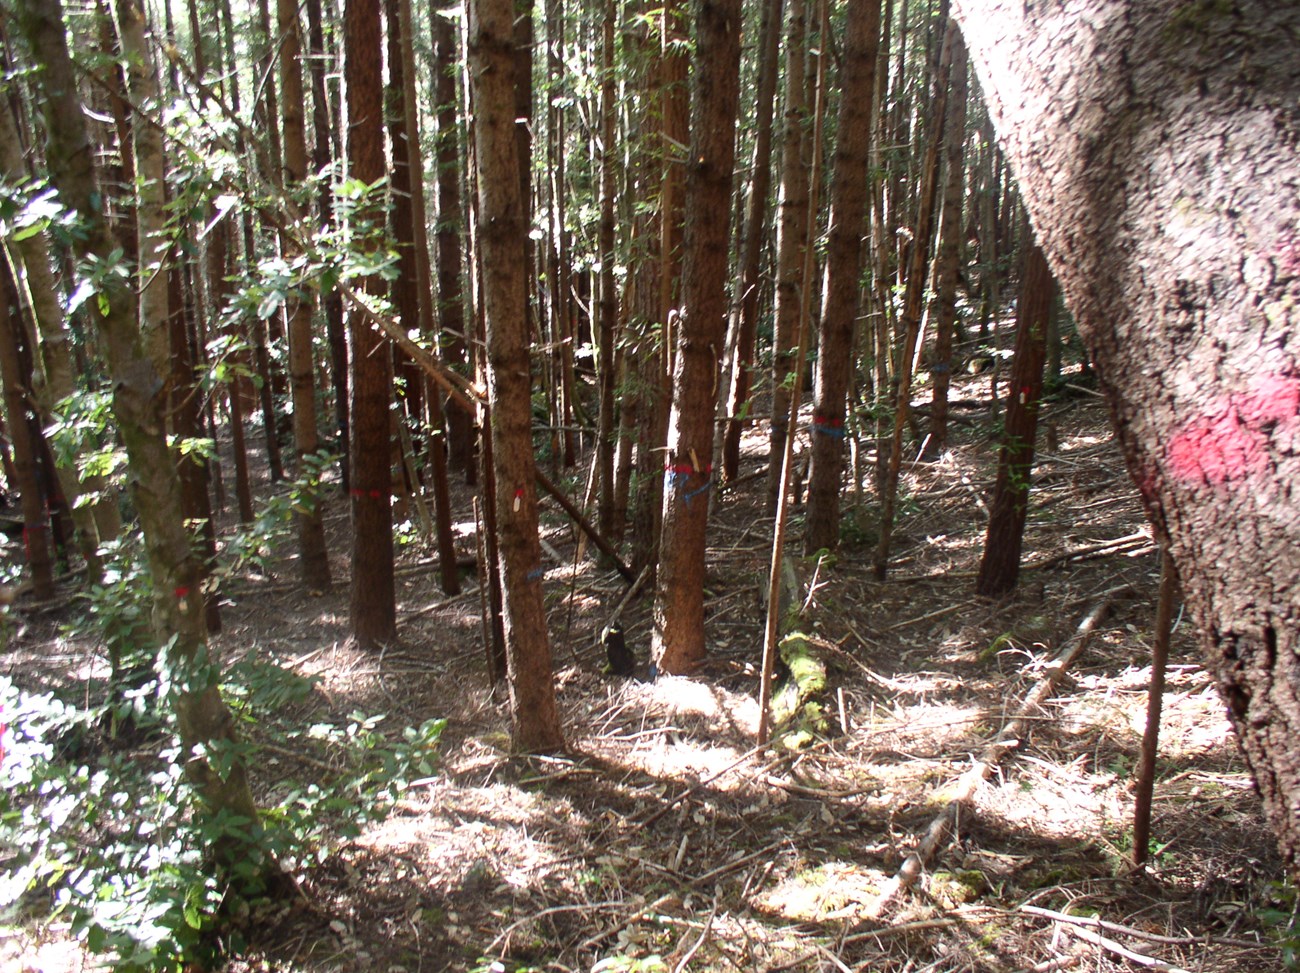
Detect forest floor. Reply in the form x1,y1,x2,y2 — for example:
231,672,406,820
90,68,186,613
2,368,1293,972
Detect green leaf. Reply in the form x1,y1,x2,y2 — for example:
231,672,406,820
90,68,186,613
257,289,285,320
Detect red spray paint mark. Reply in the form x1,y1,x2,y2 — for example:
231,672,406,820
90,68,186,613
1165,374,1300,487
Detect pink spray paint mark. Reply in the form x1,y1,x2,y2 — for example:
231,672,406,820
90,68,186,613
1165,374,1300,487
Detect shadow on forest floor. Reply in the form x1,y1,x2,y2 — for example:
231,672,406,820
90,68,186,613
1,374,1291,973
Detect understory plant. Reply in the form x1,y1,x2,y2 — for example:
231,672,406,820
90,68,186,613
0,634,444,971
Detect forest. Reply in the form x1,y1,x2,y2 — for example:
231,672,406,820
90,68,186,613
0,0,1298,970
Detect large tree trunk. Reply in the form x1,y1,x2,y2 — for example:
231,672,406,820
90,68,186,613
953,0,1300,874
631,0,690,577
651,0,745,675
468,0,564,751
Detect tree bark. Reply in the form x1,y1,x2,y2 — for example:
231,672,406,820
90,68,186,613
278,0,333,591
306,0,351,494
975,236,1051,597
924,29,968,458
765,0,811,515
431,5,475,480
953,0,1300,875
722,0,783,485
0,274,54,599
651,0,745,674
345,0,397,647
633,0,690,576
399,0,460,595
803,0,884,554
468,0,564,750
595,0,619,539
0,98,120,577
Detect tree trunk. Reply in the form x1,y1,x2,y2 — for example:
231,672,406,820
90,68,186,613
167,248,222,633
803,0,884,554
595,0,619,538
116,0,222,632
20,0,273,885
278,0,333,591
216,0,285,485
873,13,954,577
722,0,783,485
924,29,968,458
651,0,745,675
432,4,475,480
468,0,564,751
765,0,811,515
305,0,351,494
0,274,54,599
392,0,460,596
975,236,1051,597
211,221,256,524
954,0,1300,875
0,99,120,577
345,0,397,647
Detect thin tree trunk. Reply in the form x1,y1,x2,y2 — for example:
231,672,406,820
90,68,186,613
0,101,119,576
393,0,460,595
595,0,618,538
765,0,811,515
212,221,255,524
468,0,564,750
651,0,745,675
873,14,954,577
0,274,54,599
803,0,884,554
278,0,332,590
305,0,350,493
722,0,783,484
1133,541,1178,869
975,235,1051,597
432,5,474,480
924,30,968,458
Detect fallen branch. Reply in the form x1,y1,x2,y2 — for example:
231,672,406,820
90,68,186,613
1021,530,1150,572
1058,921,1192,972
402,584,481,619
863,597,1113,917
1019,904,1271,951
536,470,636,583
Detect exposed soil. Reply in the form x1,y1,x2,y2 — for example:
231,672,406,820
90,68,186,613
1,370,1290,973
